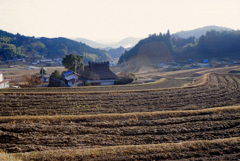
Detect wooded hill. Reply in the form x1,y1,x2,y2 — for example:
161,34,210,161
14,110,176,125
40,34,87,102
172,25,232,39
118,29,240,65
118,30,187,65
0,30,109,63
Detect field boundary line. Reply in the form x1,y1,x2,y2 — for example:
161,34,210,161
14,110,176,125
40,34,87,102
0,105,239,123
13,137,240,160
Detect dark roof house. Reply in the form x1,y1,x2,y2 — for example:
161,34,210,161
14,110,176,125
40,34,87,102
81,61,117,85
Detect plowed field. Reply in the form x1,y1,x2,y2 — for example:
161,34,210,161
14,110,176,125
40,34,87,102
0,71,240,160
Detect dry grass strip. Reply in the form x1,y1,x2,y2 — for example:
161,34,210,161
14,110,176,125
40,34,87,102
0,105,239,124
0,151,21,161
13,137,240,161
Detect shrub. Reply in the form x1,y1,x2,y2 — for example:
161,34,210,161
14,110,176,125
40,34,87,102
114,72,137,85
23,75,42,87
114,78,134,85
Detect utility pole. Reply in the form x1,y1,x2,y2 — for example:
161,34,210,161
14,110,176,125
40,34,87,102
17,66,20,88
41,66,43,87
18,73,19,88
75,60,77,87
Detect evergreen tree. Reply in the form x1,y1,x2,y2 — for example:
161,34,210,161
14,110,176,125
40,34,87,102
62,53,84,72
51,70,61,79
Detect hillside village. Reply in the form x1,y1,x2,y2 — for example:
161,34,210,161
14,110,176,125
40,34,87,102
1,26,240,88
1,27,240,161
1,0,240,160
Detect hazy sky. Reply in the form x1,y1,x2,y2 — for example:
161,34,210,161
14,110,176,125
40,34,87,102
0,0,239,42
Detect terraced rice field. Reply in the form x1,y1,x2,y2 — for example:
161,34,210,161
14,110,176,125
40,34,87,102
0,72,240,160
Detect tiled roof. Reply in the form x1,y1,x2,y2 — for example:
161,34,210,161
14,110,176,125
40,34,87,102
0,80,10,84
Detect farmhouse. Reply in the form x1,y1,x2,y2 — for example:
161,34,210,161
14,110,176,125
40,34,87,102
0,72,10,88
81,61,118,86
62,70,83,87
52,61,117,87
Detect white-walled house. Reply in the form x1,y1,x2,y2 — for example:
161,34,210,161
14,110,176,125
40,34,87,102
0,72,10,88
62,70,83,87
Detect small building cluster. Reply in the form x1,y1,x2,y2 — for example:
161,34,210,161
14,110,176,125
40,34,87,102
158,59,212,71
0,72,10,89
50,61,118,87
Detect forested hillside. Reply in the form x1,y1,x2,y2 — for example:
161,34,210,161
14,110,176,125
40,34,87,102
0,30,109,63
107,46,126,59
184,30,240,59
118,30,240,65
118,31,174,64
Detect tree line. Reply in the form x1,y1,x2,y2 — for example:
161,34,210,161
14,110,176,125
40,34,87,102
118,30,240,64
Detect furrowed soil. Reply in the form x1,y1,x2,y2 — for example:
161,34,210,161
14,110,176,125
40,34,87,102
0,67,240,160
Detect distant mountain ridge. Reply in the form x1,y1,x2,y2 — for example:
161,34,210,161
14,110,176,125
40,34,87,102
73,38,106,49
74,37,141,49
107,46,127,59
173,25,233,39
0,29,109,63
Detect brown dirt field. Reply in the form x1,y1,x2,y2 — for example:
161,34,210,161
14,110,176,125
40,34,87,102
136,65,240,79
0,67,240,160
2,66,66,85
0,107,239,151
1,105,240,159
1,73,240,116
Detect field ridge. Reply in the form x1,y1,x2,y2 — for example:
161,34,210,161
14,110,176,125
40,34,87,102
0,105,239,123
13,137,240,161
